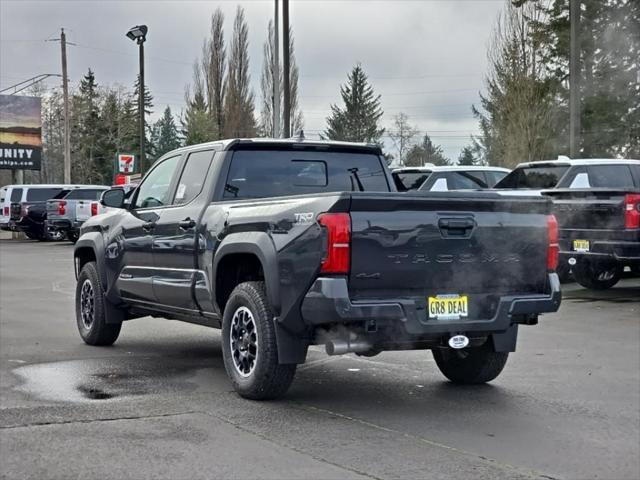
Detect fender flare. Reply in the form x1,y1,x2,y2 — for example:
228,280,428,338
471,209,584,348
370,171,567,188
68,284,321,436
74,232,106,286
212,231,281,314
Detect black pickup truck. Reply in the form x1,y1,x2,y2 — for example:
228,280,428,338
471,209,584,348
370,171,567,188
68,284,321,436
74,139,561,399
545,188,640,289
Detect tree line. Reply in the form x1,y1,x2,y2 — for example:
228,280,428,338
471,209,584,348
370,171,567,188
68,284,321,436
23,0,639,184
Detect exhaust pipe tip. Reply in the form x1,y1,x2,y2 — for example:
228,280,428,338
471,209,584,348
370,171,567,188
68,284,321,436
325,339,372,356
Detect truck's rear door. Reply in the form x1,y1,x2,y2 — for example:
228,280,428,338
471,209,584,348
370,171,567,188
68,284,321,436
348,192,552,319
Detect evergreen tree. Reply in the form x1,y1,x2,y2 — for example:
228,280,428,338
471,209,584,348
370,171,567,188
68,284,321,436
522,0,640,157
224,6,256,138
132,74,154,170
70,69,101,183
324,64,384,143
405,133,450,167
457,146,478,166
182,66,215,145
151,106,182,159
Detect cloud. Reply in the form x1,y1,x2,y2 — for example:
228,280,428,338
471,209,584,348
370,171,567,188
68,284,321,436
0,0,503,159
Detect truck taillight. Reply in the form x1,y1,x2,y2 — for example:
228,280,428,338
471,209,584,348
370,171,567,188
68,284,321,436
20,205,28,217
318,213,351,274
547,215,559,272
624,194,640,229
2,206,8,216
91,202,99,216
58,200,66,215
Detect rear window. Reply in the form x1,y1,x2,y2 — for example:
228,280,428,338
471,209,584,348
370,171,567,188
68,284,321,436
421,172,488,191
26,188,63,201
65,189,105,200
587,165,635,188
10,188,22,202
223,150,390,200
495,166,569,189
392,171,431,191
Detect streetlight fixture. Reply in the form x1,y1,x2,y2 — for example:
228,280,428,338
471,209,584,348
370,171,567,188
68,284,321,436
126,24,148,173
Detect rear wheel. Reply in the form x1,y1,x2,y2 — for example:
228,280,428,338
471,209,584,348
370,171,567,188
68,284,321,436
221,281,296,400
75,262,121,346
67,231,79,243
24,231,38,240
432,342,508,384
572,259,623,290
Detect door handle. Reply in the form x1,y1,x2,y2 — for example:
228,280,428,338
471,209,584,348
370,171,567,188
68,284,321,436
178,218,196,230
438,218,475,237
142,221,155,231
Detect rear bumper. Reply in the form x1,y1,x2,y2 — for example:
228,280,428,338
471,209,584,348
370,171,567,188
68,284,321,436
300,274,561,336
47,219,75,231
559,237,640,263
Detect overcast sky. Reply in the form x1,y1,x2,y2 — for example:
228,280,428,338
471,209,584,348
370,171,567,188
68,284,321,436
0,0,505,161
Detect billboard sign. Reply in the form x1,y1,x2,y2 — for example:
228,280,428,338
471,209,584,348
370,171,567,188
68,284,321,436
0,94,42,170
117,153,136,174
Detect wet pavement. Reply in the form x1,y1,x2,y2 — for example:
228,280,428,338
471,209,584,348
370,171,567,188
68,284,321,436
1,240,639,479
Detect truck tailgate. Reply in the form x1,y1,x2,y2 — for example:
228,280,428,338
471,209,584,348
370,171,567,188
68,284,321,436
544,188,634,230
348,192,551,300
76,200,92,221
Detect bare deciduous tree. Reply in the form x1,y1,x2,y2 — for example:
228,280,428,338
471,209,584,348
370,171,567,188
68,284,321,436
388,112,418,166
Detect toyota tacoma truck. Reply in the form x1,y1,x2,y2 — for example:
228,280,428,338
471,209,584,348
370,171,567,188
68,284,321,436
74,139,561,400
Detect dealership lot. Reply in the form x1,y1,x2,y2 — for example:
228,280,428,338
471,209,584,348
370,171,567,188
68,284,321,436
1,239,638,480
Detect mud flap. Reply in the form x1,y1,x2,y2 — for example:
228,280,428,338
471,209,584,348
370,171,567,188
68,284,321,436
104,297,125,325
274,319,309,364
491,324,518,352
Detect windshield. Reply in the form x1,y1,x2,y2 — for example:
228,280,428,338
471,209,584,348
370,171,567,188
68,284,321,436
494,166,569,189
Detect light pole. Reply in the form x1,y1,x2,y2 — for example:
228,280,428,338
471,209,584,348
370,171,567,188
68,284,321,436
126,24,148,173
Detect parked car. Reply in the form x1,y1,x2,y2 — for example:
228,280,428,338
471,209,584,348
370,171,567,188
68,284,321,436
392,166,509,192
46,186,109,242
74,139,561,400
542,161,640,289
494,158,640,194
0,185,24,231
7,185,75,240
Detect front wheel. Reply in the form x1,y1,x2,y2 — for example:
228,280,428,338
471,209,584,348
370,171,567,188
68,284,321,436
221,281,296,400
75,262,121,346
572,260,623,290
432,342,508,384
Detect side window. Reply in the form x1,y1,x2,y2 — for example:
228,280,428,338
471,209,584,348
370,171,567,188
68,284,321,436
173,150,214,205
11,188,23,202
133,156,181,209
587,165,634,188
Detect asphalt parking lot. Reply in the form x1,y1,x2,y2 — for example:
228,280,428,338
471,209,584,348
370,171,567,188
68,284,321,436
0,239,638,480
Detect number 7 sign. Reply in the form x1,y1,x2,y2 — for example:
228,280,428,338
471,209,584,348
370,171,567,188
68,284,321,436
117,154,135,173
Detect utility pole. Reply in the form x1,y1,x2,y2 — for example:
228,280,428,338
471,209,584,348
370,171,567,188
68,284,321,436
61,28,71,183
273,0,281,138
282,0,291,138
138,39,146,172
569,0,581,158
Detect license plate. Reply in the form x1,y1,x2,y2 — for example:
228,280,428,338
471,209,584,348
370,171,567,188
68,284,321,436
573,239,590,252
428,294,468,320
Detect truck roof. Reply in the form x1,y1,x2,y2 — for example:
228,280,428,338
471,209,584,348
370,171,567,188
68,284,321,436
161,137,383,156
515,158,640,168
392,166,510,173
1,184,105,189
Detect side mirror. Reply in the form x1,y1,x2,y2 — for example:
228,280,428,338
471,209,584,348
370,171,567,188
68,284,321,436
100,188,126,208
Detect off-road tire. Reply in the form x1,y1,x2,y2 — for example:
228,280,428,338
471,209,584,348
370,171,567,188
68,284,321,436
221,281,296,400
24,231,38,240
67,231,80,243
572,260,623,290
76,262,121,346
432,342,508,384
